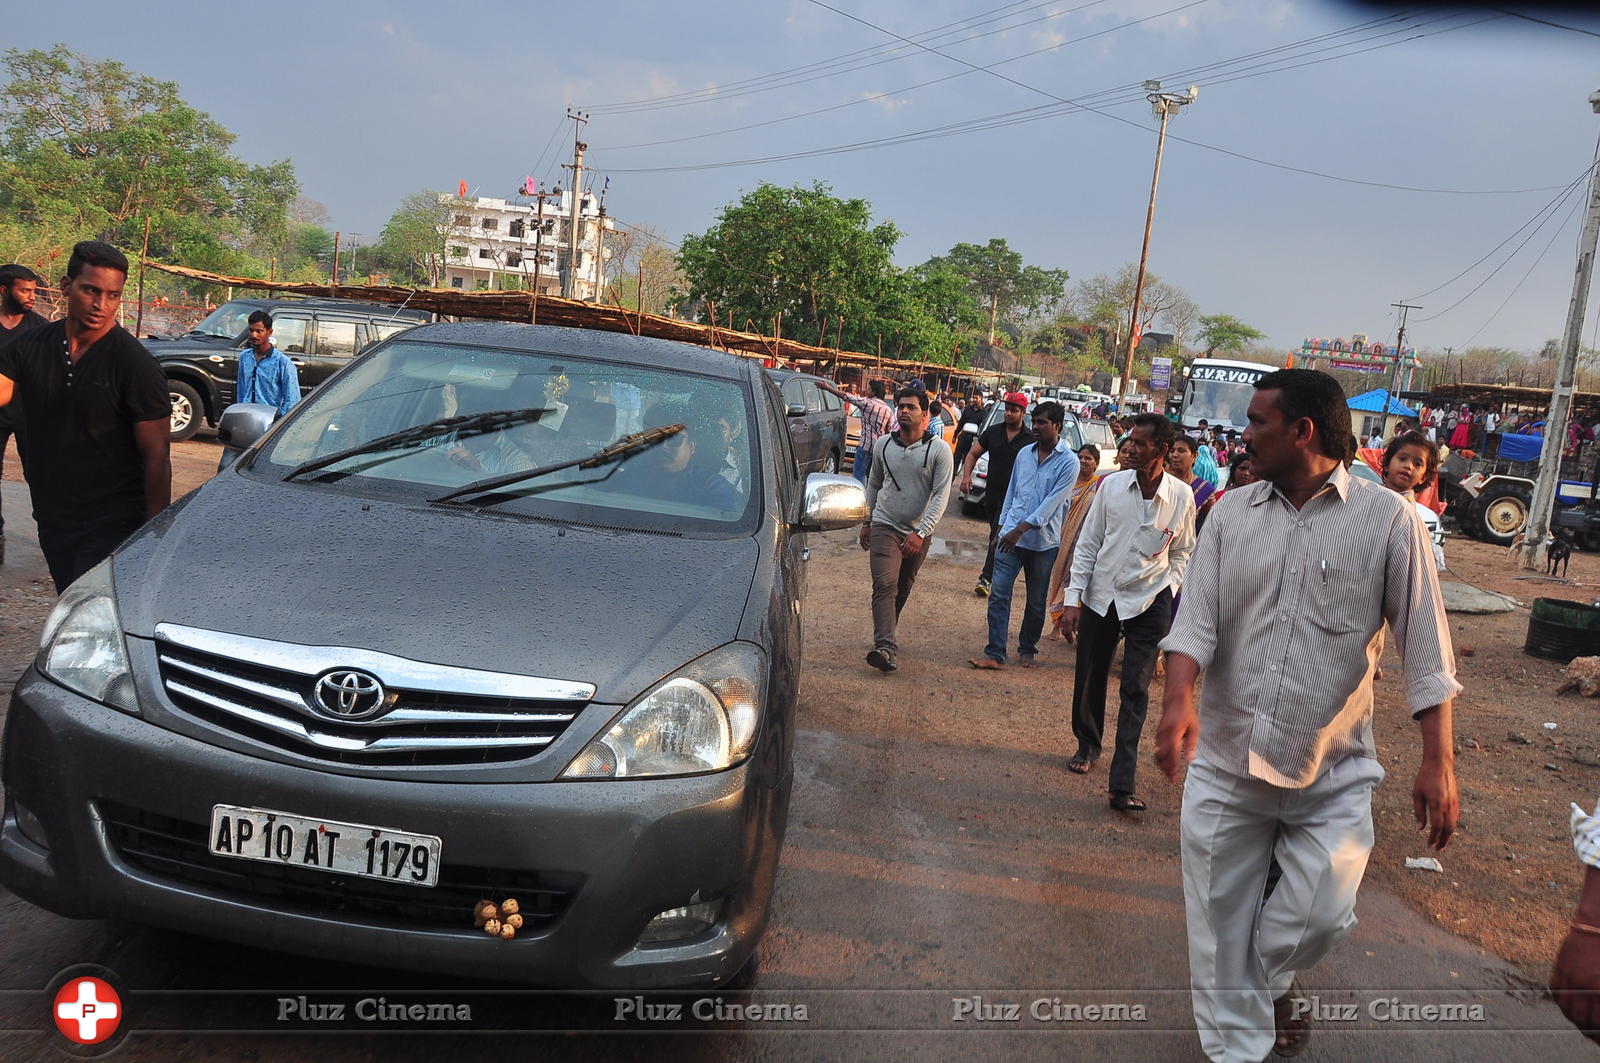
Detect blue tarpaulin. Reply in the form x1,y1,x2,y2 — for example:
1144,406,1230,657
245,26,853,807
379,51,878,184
1496,433,1543,462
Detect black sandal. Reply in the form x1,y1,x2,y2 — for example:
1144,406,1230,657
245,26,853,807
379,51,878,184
1067,755,1095,775
1108,792,1147,812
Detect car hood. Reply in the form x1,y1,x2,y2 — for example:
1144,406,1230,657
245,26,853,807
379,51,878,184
114,475,761,704
145,334,239,355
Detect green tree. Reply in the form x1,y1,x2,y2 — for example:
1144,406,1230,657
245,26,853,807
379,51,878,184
373,190,467,286
0,45,296,271
1196,313,1266,357
921,238,1067,345
677,181,899,349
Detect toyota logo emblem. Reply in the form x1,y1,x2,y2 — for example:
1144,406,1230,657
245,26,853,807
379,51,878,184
312,670,387,720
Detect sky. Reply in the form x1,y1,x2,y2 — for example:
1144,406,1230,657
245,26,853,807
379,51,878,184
8,0,1600,357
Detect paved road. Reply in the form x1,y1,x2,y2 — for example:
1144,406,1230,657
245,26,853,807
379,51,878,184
0,440,1594,1061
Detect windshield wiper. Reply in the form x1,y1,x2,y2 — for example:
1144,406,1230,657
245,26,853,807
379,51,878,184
428,422,685,506
282,408,550,482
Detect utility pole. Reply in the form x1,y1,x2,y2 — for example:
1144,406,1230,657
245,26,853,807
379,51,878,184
1117,81,1197,415
1388,301,1420,422
562,110,588,299
1520,89,1600,570
331,231,341,289
592,207,609,303
1442,346,1454,388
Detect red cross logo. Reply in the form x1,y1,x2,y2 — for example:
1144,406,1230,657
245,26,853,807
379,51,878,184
53,976,122,1044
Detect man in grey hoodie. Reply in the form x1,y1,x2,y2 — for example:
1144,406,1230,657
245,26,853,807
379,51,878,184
859,386,954,673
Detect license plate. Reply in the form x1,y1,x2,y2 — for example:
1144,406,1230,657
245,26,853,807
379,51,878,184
208,805,442,888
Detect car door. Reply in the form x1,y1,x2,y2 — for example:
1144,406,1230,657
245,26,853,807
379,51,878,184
781,377,817,473
812,378,845,472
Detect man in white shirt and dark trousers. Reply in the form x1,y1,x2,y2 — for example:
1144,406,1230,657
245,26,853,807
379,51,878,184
860,387,953,673
1059,412,1196,813
1155,369,1458,1062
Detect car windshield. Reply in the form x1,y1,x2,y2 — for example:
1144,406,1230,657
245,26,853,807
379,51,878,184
251,340,758,534
187,302,256,340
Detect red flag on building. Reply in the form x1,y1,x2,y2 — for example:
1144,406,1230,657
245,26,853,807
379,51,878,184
458,179,468,198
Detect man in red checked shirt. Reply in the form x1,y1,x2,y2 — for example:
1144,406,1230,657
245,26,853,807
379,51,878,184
819,376,894,486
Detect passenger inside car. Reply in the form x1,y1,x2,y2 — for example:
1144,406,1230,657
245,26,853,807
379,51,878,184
610,398,742,513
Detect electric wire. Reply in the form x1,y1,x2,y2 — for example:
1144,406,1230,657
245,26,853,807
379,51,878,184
602,8,1417,149
1407,160,1599,303
1491,8,1600,39
602,0,1212,150
1455,185,1588,348
1416,175,1588,325
591,11,1550,195
587,0,1115,114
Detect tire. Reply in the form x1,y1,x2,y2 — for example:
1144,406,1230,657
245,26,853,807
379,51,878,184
168,380,204,442
823,450,839,474
1475,484,1532,546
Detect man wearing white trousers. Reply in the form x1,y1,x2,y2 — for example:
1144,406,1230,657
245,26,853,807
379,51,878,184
1155,369,1459,1063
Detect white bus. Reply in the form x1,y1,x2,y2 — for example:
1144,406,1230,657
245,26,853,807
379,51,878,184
1179,358,1277,433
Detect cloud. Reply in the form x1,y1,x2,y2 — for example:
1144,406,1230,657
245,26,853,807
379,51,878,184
377,21,396,36
862,91,911,113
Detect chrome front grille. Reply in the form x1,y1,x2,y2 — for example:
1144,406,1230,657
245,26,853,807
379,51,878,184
153,623,594,767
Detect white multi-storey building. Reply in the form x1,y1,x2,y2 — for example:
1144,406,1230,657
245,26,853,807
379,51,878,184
438,191,609,299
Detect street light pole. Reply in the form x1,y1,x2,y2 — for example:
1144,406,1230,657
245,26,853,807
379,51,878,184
1117,81,1197,416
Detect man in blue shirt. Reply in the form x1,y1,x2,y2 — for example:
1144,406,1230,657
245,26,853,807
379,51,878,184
235,311,301,415
970,401,1078,670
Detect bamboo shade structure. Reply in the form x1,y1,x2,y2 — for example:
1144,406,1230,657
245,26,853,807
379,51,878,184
142,261,988,382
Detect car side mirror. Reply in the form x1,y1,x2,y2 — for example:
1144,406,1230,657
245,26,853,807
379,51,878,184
216,402,279,470
786,403,808,418
797,473,870,532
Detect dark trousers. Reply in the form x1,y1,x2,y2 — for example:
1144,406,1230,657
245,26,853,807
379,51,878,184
868,523,932,654
978,506,1002,582
1070,588,1173,794
38,518,141,594
0,414,19,539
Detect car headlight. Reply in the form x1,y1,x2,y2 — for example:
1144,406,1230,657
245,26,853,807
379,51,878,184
562,642,766,779
36,559,138,714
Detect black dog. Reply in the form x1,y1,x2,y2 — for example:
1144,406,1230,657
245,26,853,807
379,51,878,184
1548,532,1573,578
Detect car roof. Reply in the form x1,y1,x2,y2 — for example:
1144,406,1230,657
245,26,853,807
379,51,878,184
764,369,828,384
396,322,756,381
223,296,430,321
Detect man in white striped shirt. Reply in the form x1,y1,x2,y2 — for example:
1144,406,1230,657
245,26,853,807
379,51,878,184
1155,369,1459,1063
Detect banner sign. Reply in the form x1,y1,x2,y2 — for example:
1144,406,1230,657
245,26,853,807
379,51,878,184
1149,357,1172,390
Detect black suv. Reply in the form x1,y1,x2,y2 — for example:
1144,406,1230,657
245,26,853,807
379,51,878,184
147,297,431,441
767,370,848,475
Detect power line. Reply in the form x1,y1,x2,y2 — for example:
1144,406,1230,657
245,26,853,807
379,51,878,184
1456,185,1589,347
1491,8,1600,39
1407,160,1598,302
604,0,1203,149
587,0,1114,114
594,10,1547,195
1415,175,1588,323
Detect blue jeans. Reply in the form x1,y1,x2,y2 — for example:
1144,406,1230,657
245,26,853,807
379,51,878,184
853,441,873,485
983,544,1058,663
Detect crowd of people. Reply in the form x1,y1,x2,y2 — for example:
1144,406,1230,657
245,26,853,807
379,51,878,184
847,369,1459,1063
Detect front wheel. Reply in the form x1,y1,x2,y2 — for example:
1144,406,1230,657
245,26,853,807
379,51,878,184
822,450,839,474
168,380,204,442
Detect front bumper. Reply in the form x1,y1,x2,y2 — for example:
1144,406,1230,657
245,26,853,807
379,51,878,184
0,667,786,987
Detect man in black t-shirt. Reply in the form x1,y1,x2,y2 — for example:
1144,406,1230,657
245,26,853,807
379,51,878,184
958,392,1036,596
0,264,49,564
0,241,171,592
